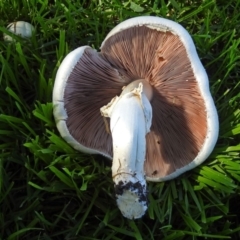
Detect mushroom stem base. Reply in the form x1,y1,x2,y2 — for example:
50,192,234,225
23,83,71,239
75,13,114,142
114,174,148,219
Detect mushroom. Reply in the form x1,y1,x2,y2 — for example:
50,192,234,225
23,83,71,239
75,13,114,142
4,21,34,42
53,16,219,219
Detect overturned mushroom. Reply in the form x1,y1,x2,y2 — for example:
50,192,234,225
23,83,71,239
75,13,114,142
53,16,219,219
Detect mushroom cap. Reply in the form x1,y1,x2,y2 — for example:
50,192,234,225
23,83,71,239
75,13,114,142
4,21,34,41
53,16,219,181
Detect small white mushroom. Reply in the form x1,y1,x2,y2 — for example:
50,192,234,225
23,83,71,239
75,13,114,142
4,21,34,42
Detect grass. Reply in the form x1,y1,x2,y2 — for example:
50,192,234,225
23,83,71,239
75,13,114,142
0,0,240,239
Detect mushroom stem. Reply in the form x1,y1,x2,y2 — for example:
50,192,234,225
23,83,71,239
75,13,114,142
100,81,152,219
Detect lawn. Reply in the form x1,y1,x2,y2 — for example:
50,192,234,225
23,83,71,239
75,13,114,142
0,0,240,239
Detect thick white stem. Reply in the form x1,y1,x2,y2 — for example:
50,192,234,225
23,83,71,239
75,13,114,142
101,83,152,219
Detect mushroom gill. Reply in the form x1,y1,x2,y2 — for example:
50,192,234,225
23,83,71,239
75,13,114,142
64,25,208,180
64,47,126,156
100,26,207,179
